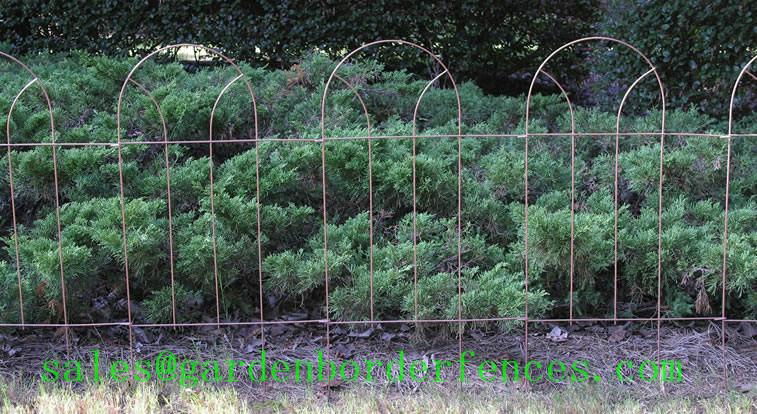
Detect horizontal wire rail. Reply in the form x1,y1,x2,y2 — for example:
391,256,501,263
0,132,755,148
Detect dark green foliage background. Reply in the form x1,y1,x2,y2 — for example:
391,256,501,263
0,52,753,328
2,0,756,117
596,0,757,118
0,0,597,97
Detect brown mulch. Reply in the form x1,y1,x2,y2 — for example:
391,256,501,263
0,320,754,400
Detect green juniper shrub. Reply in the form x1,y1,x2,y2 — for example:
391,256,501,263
0,51,753,333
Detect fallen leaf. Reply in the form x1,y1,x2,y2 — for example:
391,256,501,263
547,326,568,342
243,339,264,354
381,332,396,341
608,323,631,343
348,328,374,338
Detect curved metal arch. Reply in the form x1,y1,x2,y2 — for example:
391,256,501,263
721,55,757,387
538,70,577,135
411,69,450,134
328,74,376,320
320,39,463,139
5,78,37,328
324,74,373,133
521,37,667,366
611,67,664,323
1,52,68,344
126,78,178,325
207,73,246,327
116,43,259,143
525,36,666,134
115,44,259,336
409,69,449,318
727,55,757,135
318,40,464,343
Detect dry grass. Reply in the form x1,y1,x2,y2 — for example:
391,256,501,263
0,379,754,414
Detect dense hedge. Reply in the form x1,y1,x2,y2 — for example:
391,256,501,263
597,0,757,118
3,1,757,118
0,52,754,329
0,0,599,96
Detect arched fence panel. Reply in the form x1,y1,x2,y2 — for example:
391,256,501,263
524,36,667,369
0,39,752,392
0,53,69,351
319,39,465,362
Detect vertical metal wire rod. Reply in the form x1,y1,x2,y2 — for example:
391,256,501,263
412,70,448,320
126,79,175,325
525,37,666,387
1,52,69,349
332,74,374,320
723,54,757,391
5,78,37,328
535,71,576,321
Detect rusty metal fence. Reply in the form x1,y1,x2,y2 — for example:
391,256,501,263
1,37,755,390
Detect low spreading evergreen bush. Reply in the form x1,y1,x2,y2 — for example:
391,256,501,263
0,52,754,330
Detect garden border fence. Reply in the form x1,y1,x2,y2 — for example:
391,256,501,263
1,36,755,391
